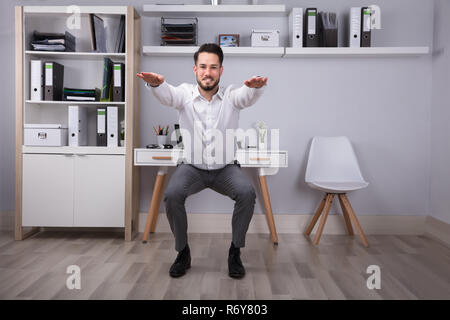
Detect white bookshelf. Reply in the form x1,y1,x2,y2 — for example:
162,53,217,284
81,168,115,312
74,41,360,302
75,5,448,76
15,6,141,241
142,4,286,17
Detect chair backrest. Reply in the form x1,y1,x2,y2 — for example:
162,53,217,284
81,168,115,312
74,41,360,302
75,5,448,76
305,136,366,183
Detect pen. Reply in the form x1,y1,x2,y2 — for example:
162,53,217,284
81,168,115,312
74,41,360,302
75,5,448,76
153,126,158,135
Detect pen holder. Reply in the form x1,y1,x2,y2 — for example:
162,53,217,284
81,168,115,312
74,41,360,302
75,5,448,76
157,135,168,145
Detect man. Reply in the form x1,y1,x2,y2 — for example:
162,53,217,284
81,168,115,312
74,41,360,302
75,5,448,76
137,43,268,279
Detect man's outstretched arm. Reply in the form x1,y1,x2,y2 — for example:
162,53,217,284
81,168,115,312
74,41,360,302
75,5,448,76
136,72,186,110
231,76,268,109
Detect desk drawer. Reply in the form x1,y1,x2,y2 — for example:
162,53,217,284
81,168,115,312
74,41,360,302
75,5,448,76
135,149,183,166
236,151,287,167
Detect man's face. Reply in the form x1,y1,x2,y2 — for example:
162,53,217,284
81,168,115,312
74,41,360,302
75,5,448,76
193,52,223,92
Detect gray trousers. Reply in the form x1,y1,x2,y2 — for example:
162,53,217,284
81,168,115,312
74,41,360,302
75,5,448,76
163,163,256,252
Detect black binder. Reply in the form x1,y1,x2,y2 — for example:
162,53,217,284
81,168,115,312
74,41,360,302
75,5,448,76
44,61,64,101
319,12,338,47
113,63,125,102
361,7,372,47
96,108,107,146
304,8,319,47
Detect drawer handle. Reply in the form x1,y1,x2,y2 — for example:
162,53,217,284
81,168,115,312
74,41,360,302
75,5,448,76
152,156,173,160
250,157,271,161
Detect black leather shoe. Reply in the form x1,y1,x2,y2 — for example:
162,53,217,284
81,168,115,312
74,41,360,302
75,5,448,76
228,242,245,279
169,244,191,278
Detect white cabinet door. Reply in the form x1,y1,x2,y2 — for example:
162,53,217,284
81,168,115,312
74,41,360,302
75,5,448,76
73,155,125,227
22,154,74,227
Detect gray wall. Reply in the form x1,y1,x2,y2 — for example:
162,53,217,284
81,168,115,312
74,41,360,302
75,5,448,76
431,0,450,224
0,0,440,220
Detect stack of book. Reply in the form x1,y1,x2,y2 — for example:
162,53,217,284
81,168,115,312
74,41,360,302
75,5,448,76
31,31,76,52
63,88,100,101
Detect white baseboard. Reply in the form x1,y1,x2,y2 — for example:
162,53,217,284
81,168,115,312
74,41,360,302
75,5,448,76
424,216,450,247
4,211,447,247
138,212,428,235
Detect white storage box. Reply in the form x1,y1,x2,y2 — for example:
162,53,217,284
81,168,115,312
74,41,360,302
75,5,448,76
24,124,68,146
251,29,280,47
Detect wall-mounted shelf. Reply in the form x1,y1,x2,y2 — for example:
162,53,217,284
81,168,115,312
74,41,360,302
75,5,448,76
284,47,430,58
220,47,284,57
143,46,198,57
142,4,286,17
142,46,285,57
142,46,430,58
142,5,429,59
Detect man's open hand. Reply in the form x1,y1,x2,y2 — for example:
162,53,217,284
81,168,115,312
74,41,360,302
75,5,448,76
136,72,165,87
244,76,268,88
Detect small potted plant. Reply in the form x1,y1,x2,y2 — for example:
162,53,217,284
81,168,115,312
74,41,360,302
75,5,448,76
255,120,267,150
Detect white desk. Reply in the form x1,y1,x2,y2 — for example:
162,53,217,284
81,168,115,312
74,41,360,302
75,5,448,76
134,148,288,245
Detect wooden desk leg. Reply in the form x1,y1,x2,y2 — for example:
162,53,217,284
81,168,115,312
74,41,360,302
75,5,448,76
142,168,167,243
150,173,166,233
258,174,279,245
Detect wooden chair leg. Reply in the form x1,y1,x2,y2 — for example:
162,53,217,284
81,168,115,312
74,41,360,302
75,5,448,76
340,194,369,247
313,194,334,245
338,194,354,236
142,173,166,243
305,194,327,236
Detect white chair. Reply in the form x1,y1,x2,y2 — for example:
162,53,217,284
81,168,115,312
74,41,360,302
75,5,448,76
304,136,369,247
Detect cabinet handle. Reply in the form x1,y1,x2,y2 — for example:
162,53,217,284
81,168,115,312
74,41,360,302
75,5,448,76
152,156,172,160
250,157,271,161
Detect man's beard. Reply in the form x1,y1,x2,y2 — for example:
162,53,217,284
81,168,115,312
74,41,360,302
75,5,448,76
197,76,220,91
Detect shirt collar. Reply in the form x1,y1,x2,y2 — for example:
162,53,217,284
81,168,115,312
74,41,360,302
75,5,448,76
193,84,224,101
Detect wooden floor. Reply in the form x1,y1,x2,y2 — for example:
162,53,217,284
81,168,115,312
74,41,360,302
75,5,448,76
0,230,449,300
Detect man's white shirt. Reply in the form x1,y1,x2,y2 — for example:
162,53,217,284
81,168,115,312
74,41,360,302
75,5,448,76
146,81,265,170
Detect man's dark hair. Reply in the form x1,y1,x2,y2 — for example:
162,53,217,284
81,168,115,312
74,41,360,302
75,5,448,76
194,43,224,66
